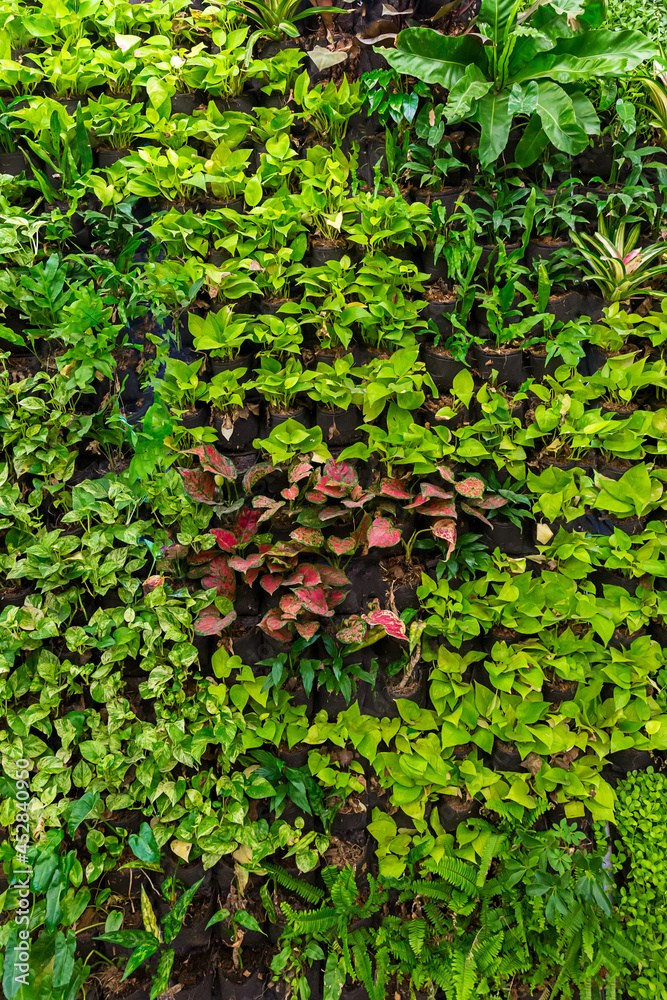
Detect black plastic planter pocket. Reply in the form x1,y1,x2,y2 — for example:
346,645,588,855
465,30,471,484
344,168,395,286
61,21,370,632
474,343,525,389
479,518,532,557
422,343,466,391
0,150,26,176
261,406,312,435
213,407,261,452
316,404,363,445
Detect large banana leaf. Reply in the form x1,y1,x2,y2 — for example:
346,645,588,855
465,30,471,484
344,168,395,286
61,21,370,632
383,28,486,89
510,29,660,84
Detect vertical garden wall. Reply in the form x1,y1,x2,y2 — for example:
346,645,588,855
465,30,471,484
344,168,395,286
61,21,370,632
2,0,667,997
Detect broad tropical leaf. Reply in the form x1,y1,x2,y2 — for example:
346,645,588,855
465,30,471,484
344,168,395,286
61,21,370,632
383,28,486,89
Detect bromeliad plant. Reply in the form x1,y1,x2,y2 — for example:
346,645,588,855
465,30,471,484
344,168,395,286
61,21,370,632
571,218,667,302
225,0,348,65
382,0,658,167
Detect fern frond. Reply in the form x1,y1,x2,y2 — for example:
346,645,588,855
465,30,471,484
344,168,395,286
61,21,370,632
280,901,337,935
476,833,503,888
263,863,325,903
424,857,479,897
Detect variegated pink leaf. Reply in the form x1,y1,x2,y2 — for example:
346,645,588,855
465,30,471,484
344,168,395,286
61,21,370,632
363,608,408,641
210,528,238,552
352,513,372,548
235,507,261,543
336,616,368,644
179,468,216,504
367,516,401,549
318,506,346,523
328,588,347,607
242,462,275,493
295,620,320,640
261,574,284,594
327,536,356,556
437,465,455,483
380,478,413,500
294,585,332,615
259,610,292,642
279,593,301,617
341,492,374,509
317,481,348,499
229,553,264,573
290,527,325,547
455,476,486,499
281,484,299,500
460,501,493,526
322,459,358,486
195,605,237,635
431,518,457,560
289,459,312,484
306,490,327,504
475,496,509,509
202,556,236,601
416,500,458,518
318,566,350,587
253,497,284,525
186,446,237,482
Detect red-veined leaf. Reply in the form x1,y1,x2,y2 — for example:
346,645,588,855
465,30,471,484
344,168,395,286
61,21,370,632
260,573,282,595
290,527,325,547
195,605,237,635
415,499,458,518
455,476,486,498
295,620,320,640
367,516,401,549
289,459,312,484
363,607,408,641
322,459,358,486
202,556,236,601
279,593,301,617
437,465,455,482
306,490,327,504
327,536,356,556
186,446,237,481
328,588,347,607
281,485,299,500
336,616,368,644
295,585,333,615
259,610,292,642
318,506,346,523
242,462,275,493
461,501,492,526
234,507,261,543
318,566,350,587
179,468,216,503
432,518,457,560
475,495,509,509
210,528,238,552
229,553,264,573
380,478,413,500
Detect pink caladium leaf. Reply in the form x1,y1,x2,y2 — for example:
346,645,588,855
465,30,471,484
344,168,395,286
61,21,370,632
306,490,327,504
234,507,261,544
281,484,299,501
416,499,458,518
202,556,236,601
186,446,237,482
455,476,486,499
475,496,509,510
318,566,350,587
260,573,283,595
341,492,374,509
195,605,237,635
279,593,301,618
363,606,408,641
161,542,189,560
380,478,413,500
328,588,347,607
210,528,238,553
432,518,457,560
367,516,401,549
295,585,333,616
317,481,348,499
336,616,368,644
318,506,346,523
229,553,264,573
242,462,275,493
437,465,456,483
290,527,325,547
323,459,358,487
461,501,493,526
252,496,284,525
295,620,320,640
179,468,216,504
289,459,312,484
259,610,292,643
327,536,356,556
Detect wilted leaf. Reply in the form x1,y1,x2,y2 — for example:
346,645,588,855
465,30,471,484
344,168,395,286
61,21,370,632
308,46,349,71
432,518,457,560
460,501,492,526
